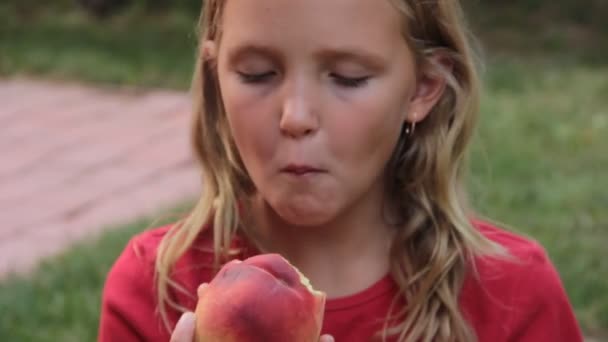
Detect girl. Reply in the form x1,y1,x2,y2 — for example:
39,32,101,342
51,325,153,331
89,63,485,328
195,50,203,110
99,0,584,341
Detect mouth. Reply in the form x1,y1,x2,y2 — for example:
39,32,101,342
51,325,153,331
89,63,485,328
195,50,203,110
281,164,325,175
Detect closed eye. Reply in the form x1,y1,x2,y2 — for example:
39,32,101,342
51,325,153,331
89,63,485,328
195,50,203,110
330,73,370,88
236,71,370,88
237,71,275,83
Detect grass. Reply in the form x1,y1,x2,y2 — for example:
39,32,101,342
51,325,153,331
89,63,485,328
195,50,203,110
0,4,197,89
0,1,606,340
0,203,192,341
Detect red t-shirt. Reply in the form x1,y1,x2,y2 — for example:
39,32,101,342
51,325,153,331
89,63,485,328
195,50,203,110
98,220,583,341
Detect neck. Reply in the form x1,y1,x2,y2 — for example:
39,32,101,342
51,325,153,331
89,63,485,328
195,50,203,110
243,183,396,297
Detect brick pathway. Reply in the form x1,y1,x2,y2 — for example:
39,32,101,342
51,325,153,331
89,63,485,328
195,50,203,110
0,78,200,277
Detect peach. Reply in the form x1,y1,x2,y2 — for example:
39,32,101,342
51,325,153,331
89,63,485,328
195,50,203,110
195,253,326,342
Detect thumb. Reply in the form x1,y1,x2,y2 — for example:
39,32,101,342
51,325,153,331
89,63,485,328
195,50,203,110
197,283,209,299
170,312,196,342
319,334,335,342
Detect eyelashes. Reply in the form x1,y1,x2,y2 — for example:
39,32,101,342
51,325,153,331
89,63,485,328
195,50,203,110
331,73,370,88
236,71,370,88
237,71,275,83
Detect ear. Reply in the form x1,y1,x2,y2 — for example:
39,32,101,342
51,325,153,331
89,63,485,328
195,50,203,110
405,53,453,124
201,40,218,61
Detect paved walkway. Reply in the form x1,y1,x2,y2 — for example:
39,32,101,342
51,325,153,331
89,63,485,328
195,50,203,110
0,78,200,277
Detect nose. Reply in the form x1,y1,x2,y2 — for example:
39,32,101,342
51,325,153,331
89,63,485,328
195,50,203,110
279,76,319,139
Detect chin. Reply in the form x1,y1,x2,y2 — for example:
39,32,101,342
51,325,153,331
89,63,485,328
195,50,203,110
271,198,338,227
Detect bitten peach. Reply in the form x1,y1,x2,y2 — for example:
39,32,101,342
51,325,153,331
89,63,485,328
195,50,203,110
195,253,326,342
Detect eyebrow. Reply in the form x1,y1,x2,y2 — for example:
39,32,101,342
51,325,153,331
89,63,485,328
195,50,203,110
314,48,388,72
226,43,388,71
226,43,282,64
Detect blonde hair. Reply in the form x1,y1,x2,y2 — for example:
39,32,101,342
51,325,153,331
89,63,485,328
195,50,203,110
155,1,506,341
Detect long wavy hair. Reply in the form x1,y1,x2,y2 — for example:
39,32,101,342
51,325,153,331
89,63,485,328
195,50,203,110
155,1,506,341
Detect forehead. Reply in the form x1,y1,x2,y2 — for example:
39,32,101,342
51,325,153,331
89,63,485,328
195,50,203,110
219,0,406,57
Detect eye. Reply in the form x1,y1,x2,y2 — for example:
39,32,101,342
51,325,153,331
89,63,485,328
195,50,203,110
330,73,370,88
237,71,275,84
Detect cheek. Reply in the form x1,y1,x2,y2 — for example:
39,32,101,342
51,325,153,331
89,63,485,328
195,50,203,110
328,90,406,168
221,81,278,172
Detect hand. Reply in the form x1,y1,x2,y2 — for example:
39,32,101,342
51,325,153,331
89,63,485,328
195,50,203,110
169,311,196,342
170,284,335,342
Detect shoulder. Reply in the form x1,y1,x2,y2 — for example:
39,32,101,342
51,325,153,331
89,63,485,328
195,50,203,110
104,225,174,282
473,219,546,258
468,219,562,293
101,223,217,310
102,225,173,306
108,223,218,274
103,222,251,309
99,224,221,340
462,220,582,341
468,219,554,289
104,223,218,295
99,225,174,341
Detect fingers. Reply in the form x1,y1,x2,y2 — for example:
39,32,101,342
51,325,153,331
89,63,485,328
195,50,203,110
319,334,335,342
197,283,208,299
170,312,196,342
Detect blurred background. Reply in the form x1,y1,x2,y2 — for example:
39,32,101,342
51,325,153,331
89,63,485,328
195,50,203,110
0,0,606,340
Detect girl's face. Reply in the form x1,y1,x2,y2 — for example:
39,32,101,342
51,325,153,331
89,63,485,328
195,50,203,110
213,0,437,226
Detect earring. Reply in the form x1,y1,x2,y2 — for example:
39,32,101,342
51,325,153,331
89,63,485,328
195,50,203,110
405,113,417,136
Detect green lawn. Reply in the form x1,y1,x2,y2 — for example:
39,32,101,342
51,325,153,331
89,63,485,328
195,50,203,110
0,2,606,340
0,222,144,341
0,4,197,89
0,205,192,341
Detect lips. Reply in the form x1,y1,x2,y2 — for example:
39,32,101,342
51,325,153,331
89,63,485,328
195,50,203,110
281,164,324,175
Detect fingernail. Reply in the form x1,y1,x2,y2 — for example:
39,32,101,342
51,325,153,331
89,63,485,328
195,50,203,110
197,283,209,298
176,312,195,329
